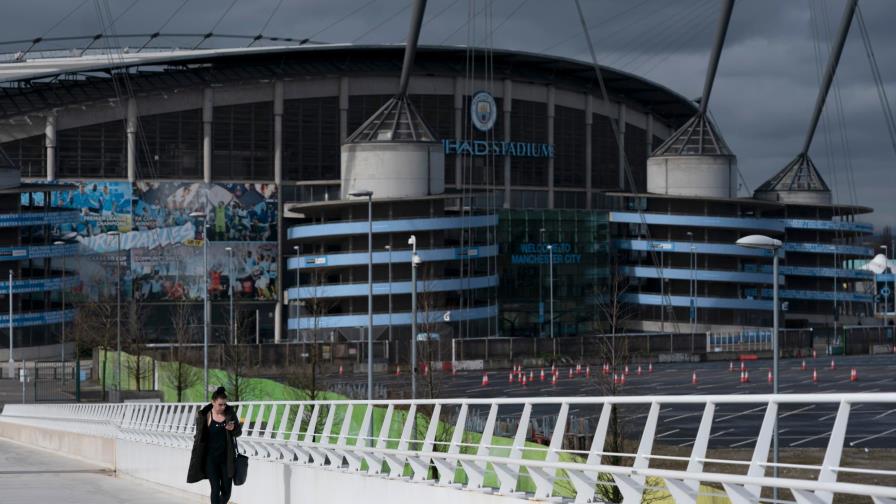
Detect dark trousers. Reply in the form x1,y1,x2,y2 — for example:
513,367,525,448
206,456,232,504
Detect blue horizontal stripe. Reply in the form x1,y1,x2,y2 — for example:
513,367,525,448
878,274,895,282
785,242,873,256
0,243,79,262
287,304,497,330
287,244,499,270
620,266,775,284
783,219,873,233
609,212,785,233
288,214,498,240
776,289,872,302
622,292,772,311
613,239,775,257
0,275,80,294
0,211,81,228
0,309,76,328
774,265,872,279
287,275,498,300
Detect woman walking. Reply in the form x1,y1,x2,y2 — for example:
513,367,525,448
187,387,243,504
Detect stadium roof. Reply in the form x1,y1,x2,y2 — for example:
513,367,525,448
0,44,697,125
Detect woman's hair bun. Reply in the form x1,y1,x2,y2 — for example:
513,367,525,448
212,386,228,400
215,386,226,394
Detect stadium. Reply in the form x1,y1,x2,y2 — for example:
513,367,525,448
0,42,877,352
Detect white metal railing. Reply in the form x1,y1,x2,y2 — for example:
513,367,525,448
3,394,896,503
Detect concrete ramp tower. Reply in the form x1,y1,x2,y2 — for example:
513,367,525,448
340,0,444,199
647,0,736,198
754,0,858,204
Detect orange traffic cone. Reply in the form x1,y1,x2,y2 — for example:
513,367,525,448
551,372,558,386
744,370,750,383
481,373,489,387
586,366,591,379
830,359,836,371
729,361,734,373
508,372,514,384
691,370,698,385
624,365,630,376
395,365,400,376
529,370,534,382
569,368,574,379
339,365,344,376
850,368,858,382
812,368,818,383
637,365,643,376
620,373,626,385
800,360,807,371
540,369,545,382
521,374,527,386
612,373,619,385
603,362,610,375
739,371,744,383
767,369,773,384
740,361,746,372
812,349,817,359
648,362,654,374
576,363,582,375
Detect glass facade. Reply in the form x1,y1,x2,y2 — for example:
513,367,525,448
510,99,548,186
212,102,273,180
137,109,202,179
283,97,340,181
59,120,126,178
554,105,585,188
497,209,610,338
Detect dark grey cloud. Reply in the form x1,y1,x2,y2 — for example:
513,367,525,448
2,0,895,226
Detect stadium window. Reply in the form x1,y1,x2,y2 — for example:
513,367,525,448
58,120,126,178
0,136,46,178
283,97,340,182
137,109,202,179
510,99,548,187
554,105,585,188
510,190,547,209
591,113,618,190
213,102,273,181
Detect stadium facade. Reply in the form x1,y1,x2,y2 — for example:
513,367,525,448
0,43,876,349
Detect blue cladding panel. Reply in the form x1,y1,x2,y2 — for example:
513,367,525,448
288,214,498,240
287,304,497,330
609,211,786,233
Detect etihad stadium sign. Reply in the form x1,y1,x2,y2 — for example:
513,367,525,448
441,139,555,158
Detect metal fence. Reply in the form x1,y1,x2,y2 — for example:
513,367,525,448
3,393,896,503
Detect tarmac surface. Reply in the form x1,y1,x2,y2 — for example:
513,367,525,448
338,353,896,450
0,437,193,503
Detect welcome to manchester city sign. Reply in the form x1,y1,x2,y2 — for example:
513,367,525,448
441,90,556,158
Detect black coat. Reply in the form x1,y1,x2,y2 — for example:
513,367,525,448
186,403,243,484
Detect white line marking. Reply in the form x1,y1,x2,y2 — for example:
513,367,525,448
872,410,896,420
850,427,896,447
657,429,680,438
731,428,791,448
717,405,766,422
789,431,831,447
665,412,702,422
679,429,733,447
780,405,815,418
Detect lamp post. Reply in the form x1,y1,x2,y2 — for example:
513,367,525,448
686,231,696,337
349,190,374,404
539,227,546,337
7,269,13,380
736,234,783,492
293,245,301,344
189,212,211,401
225,247,234,345
53,236,76,385
408,235,420,400
385,244,393,362
107,231,122,399
882,245,890,324
547,244,555,356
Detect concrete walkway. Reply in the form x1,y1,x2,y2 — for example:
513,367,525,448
0,437,198,503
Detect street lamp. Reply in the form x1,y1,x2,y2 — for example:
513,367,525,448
225,247,234,345
736,234,783,489
547,244,555,358
189,211,211,401
686,231,696,337
293,245,301,343
53,233,77,386
408,235,421,400
385,244,393,362
881,245,890,323
7,268,13,380
349,190,374,405
539,227,546,338
107,231,122,399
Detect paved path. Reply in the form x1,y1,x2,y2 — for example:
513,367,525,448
0,437,194,503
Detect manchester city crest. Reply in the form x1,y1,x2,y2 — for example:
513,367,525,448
470,90,497,132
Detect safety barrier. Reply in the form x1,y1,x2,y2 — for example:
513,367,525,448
3,394,896,503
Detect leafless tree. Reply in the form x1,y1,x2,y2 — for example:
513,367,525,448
161,301,202,402
285,271,334,403
220,305,257,402
124,300,153,391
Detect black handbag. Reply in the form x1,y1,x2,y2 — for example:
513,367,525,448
233,437,249,486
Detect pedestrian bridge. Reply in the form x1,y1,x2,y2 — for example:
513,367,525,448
2,394,895,503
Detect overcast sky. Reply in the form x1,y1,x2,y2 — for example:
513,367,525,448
3,0,895,228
